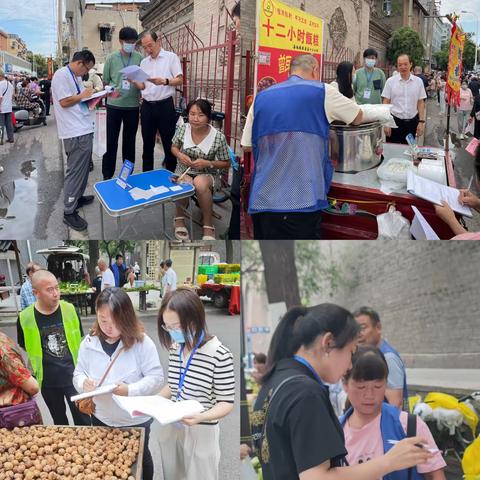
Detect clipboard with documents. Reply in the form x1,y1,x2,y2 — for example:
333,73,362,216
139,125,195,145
406,170,472,218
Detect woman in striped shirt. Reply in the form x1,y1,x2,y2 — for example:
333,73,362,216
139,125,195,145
157,288,235,480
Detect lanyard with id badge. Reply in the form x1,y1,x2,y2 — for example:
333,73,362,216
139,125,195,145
68,65,90,116
120,52,132,91
363,69,374,100
173,331,205,428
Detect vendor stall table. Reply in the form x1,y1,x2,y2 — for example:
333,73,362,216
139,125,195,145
94,169,195,239
60,291,93,316
320,143,457,239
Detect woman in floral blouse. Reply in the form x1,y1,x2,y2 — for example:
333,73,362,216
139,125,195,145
0,332,39,406
171,99,231,240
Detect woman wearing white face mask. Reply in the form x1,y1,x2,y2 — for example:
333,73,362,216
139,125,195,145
157,288,235,480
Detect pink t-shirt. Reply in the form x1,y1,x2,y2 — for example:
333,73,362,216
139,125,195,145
344,411,446,478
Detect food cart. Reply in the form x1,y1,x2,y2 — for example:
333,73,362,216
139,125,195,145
242,138,458,239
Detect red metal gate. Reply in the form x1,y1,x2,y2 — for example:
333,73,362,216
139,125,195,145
161,12,254,153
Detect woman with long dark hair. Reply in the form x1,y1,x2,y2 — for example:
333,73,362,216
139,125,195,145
331,62,355,100
252,303,433,480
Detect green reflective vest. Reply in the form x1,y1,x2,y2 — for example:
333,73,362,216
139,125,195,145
19,300,82,388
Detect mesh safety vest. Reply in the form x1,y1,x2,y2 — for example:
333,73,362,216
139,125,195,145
249,75,331,214
19,300,82,388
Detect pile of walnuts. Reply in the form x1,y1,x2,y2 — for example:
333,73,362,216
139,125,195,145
0,426,141,480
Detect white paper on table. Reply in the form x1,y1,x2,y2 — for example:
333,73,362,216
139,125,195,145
112,394,204,426
170,185,183,192
81,89,111,102
410,206,440,240
406,170,472,217
70,384,117,402
120,65,150,83
129,185,169,201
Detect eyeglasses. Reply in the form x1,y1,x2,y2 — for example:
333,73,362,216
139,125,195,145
161,324,181,332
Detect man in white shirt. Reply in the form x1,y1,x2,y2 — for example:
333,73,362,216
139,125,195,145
52,50,98,232
382,53,426,145
161,259,177,294
98,259,115,291
132,31,183,172
0,68,15,143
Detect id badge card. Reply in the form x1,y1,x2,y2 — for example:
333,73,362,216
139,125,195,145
122,78,130,90
363,88,372,99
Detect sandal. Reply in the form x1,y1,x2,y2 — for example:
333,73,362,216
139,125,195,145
202,225,216,240
174,217,190,241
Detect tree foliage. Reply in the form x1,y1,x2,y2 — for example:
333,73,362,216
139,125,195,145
100,241,136,265
241,241,350,306
387,27,425,67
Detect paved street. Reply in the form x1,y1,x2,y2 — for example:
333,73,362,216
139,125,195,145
0,112,232,240
0,303,241,480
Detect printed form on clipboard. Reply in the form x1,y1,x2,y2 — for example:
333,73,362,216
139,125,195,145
406,170,473,218
112,394,204,425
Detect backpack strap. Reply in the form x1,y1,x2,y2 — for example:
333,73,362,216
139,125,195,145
406,413,417,480
258,374,307,461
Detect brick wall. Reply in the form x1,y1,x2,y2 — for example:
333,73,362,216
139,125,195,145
312,241,480,368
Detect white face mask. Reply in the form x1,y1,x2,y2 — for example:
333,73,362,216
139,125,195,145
365,58,376,68
352,74,356,84
123,42,135,54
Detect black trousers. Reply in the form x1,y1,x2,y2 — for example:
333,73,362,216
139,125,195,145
92,415,154,480
140,97,177,172
227,167,242,239
102,106,140,180
252,210,322,239
41,384,90,426
387,115,419,144
43,92,51,115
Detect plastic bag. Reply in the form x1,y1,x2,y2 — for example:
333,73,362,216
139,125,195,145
241,458,259,480
376,206,411,239
359,104,397,128
92,109,107,157
465,119,475,136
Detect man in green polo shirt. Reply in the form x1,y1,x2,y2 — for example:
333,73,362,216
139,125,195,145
17,270,88,425
102,26,143,180
353,48,386,105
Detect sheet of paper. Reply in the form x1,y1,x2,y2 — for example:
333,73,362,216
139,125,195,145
149,185,169,196
70,384,117,402
170,185,183,192
129,185,169,201
112,395,204,426
406,170,472,217
81,89,111,102
120,65,150,83
410,206,440,240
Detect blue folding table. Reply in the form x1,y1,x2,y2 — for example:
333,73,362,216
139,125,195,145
94,168,195,239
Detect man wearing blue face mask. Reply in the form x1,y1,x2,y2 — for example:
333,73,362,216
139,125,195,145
353,48,386,105
102,26,143,180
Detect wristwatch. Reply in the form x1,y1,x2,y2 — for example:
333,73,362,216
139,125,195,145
165,78,170,86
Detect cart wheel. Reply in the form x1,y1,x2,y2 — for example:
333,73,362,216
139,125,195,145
212,291,229,309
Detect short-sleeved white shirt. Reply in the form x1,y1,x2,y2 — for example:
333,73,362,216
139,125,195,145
381,73,427,120
0,80,14,113
161,268,177,291
241,82,360,147
51,66,94,140
140,49,183,102
101,268,115,290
